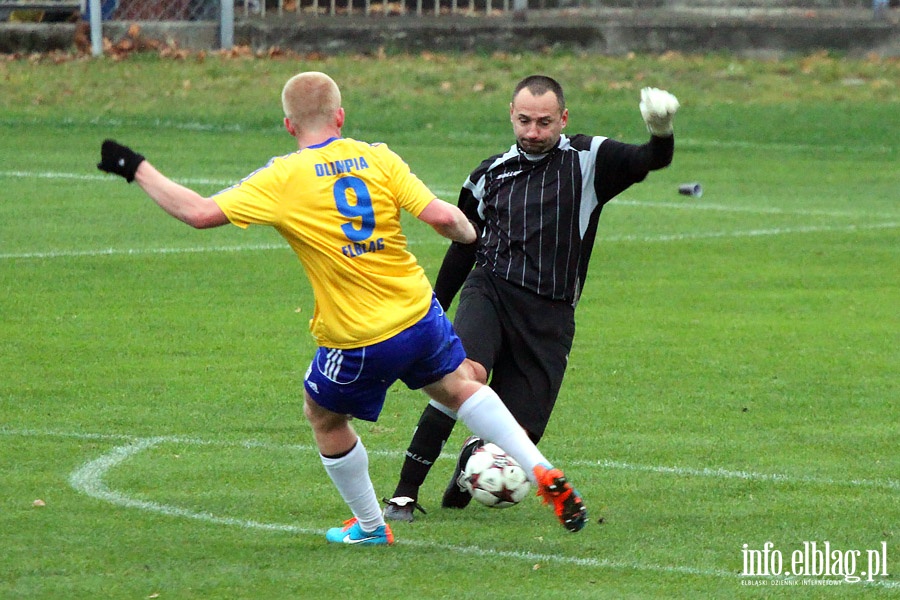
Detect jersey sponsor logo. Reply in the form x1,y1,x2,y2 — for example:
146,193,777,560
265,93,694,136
342,237,385,258
314,156,370,177
496,169,523,179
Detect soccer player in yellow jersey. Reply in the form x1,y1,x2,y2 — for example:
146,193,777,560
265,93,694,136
97,71,587,544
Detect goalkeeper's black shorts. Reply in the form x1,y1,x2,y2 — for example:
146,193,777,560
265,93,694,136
452,267,575,442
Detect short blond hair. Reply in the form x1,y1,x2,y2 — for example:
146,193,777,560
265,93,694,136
281,71,342,131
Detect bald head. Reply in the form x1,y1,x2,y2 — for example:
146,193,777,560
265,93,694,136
281,71,343,135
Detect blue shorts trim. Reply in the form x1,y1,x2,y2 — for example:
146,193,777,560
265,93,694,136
303,296,466,421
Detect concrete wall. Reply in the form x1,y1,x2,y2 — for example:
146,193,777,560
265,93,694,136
1,9,898,57
230,12,900,58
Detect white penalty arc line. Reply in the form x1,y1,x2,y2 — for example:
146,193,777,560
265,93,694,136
67,437,322,537
56,432,899,589
64,435,728,580
66,440,730,580
0,427,895,587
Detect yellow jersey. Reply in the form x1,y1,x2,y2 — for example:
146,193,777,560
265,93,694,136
214,137,436,348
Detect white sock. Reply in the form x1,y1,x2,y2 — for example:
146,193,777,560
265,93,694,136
456,386,551,482
320,438,384,532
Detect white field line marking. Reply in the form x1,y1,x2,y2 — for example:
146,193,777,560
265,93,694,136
65,436,734,579
0,243,288,260
3,170,898,259
603,221,899,243
2,222,896,262
0,170,231,188
6,426,900,493
575,459,900,492
67,437,322,537
612,199,888,219
3,427,897,588
675,137,896,155
4,169,899,220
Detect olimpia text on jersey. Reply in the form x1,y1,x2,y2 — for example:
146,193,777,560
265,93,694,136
314,156,370,177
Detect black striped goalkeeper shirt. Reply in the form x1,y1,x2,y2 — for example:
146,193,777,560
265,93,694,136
450,133,673,306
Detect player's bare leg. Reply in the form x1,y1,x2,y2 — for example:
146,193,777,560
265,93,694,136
304,394,394,545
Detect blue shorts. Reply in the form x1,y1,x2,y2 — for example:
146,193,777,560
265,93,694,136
303,296,466,422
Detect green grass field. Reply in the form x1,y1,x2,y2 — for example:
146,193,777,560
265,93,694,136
1,51,898,598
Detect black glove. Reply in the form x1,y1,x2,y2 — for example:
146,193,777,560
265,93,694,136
97,139,145,183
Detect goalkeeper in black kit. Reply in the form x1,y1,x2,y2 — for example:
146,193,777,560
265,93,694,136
383,75,680,521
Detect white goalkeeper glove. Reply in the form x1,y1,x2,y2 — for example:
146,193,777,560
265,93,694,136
639,87,680,137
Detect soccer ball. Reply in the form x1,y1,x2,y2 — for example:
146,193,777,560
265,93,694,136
462,443,531,508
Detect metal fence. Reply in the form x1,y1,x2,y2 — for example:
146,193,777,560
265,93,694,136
73,0,538,53
90,0,514,20
2,0,887,56
86,0,520,20
234,0,518,16
0,0,881,23
82,0,880,21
